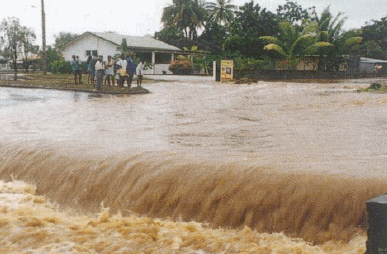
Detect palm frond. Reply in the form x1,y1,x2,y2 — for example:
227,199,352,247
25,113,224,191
263,44,286,56
314,42,334,47
345,37,362,46
304,41,333,54
259,36,280,44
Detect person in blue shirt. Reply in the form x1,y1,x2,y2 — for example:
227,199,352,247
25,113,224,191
86,56,93,85
70,55,82,84
126,51,136,88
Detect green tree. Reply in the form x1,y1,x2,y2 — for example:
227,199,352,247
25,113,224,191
0,17,35,80
54,32,78,49
46,46,65,73
361,40,387,60
118,38,129,55
205,0,236,26
199,20,227,54
312,6,358,71
277,0,315,25
361,16,387,59
260,21,333,69
339,29,363,55
21,26,38,72
161,0,208,40
154,26,184,46
225,1,279,58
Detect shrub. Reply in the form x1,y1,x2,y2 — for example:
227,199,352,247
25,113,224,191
168,60,193,75
233,56,275,79
50,59,72,74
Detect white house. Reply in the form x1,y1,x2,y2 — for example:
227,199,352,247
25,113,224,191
59,31,181,75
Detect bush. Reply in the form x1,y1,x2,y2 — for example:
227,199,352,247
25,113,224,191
168,60,193,75
50,59,72,74
233,56,275,79
234,57,265,71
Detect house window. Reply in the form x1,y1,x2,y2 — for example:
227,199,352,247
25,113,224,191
156,53,172,64
136,52,152,63
85,50,98,57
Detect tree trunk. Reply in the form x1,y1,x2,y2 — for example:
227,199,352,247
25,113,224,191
41,0,47,75
13,48,17,81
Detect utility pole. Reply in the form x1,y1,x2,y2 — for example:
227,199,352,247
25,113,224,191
41,0,47,75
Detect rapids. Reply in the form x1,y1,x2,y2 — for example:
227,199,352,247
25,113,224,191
1,77,387,251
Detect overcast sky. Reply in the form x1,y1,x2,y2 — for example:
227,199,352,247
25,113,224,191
0,0,386,47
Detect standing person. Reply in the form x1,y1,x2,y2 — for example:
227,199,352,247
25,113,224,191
115,63,121,87
70,55,82,84
136,60,145,87
76,56,83,84
86,56,93,85
105,55,115,87
126,52,136,88
90,56,98,86
94,56,105,91
116,55,127,87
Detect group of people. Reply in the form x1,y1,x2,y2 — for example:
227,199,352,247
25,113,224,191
71,52,145,91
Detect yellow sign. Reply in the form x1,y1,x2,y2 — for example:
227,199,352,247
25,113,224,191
221,60,234,82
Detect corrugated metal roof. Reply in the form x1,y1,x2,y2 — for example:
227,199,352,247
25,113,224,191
91,32,181,51
361,57,387,64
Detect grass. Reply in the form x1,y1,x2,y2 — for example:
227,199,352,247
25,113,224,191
357,83,387,93
0,72,150,94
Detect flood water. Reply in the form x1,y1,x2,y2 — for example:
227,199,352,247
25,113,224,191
1,77,387,252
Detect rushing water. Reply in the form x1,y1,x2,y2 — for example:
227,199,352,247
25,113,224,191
1,77,387,252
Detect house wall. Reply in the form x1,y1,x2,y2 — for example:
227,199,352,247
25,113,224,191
360,62,376,74
62,33,120,62
143,64,172,75
62,33,176,74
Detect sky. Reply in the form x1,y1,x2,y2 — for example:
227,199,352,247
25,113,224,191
0,0,386,47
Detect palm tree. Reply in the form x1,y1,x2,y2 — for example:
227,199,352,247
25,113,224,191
261,7,362,71
205,0,236,26
314,6,346,43
260,21,333,69
161,0,207,40
312,6,361,71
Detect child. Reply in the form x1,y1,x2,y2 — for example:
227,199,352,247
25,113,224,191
136,60,145,87
105,55,115,87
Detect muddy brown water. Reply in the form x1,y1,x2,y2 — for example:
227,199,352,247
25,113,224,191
1,78,387,245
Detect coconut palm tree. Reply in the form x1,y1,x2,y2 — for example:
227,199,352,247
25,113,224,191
161,0,207,40
205,0,236,26
261,7,362,71
314,6,346,43
260,21,333,69
312,6,361,71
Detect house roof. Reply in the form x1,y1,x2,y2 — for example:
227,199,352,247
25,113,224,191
361,57,387,64
62,31,181,52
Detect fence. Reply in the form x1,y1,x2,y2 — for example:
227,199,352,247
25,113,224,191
234,70,371,80
232,55,387,80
